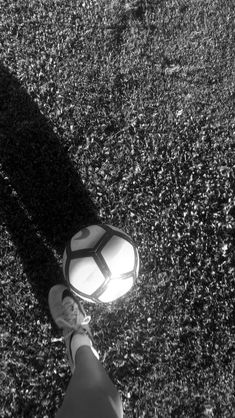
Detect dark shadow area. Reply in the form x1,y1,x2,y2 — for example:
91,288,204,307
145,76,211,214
0,63,100,312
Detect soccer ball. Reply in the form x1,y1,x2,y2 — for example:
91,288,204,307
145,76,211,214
62,224,139,303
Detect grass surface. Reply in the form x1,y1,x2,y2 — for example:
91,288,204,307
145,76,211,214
0,0,235,417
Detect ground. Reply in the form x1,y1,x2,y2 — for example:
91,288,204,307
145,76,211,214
0,0,235,417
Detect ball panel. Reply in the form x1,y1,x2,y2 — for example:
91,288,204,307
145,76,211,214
71,225,106,251
62,248,67,278
135,248,140,277
69,257,104,295
98,276,134,303
70,286,96,304
101,235,135,276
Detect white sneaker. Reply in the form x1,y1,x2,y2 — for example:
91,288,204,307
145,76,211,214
48,284,99,373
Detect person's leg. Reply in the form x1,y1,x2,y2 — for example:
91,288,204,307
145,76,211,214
48,284,123,418
56,345,123,418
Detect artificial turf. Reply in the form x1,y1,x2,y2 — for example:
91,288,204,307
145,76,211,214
0,0,235,416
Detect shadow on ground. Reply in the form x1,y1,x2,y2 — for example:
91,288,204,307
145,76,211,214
0,63,99,314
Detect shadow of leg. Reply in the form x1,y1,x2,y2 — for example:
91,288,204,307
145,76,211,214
0,173,63,313
0,63,100,310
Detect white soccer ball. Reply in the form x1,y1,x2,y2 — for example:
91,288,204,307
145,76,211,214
62,224,139,303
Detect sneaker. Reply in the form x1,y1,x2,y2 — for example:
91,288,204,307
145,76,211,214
48,284,99,373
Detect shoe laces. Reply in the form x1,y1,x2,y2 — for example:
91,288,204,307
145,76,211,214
57,297,91,335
